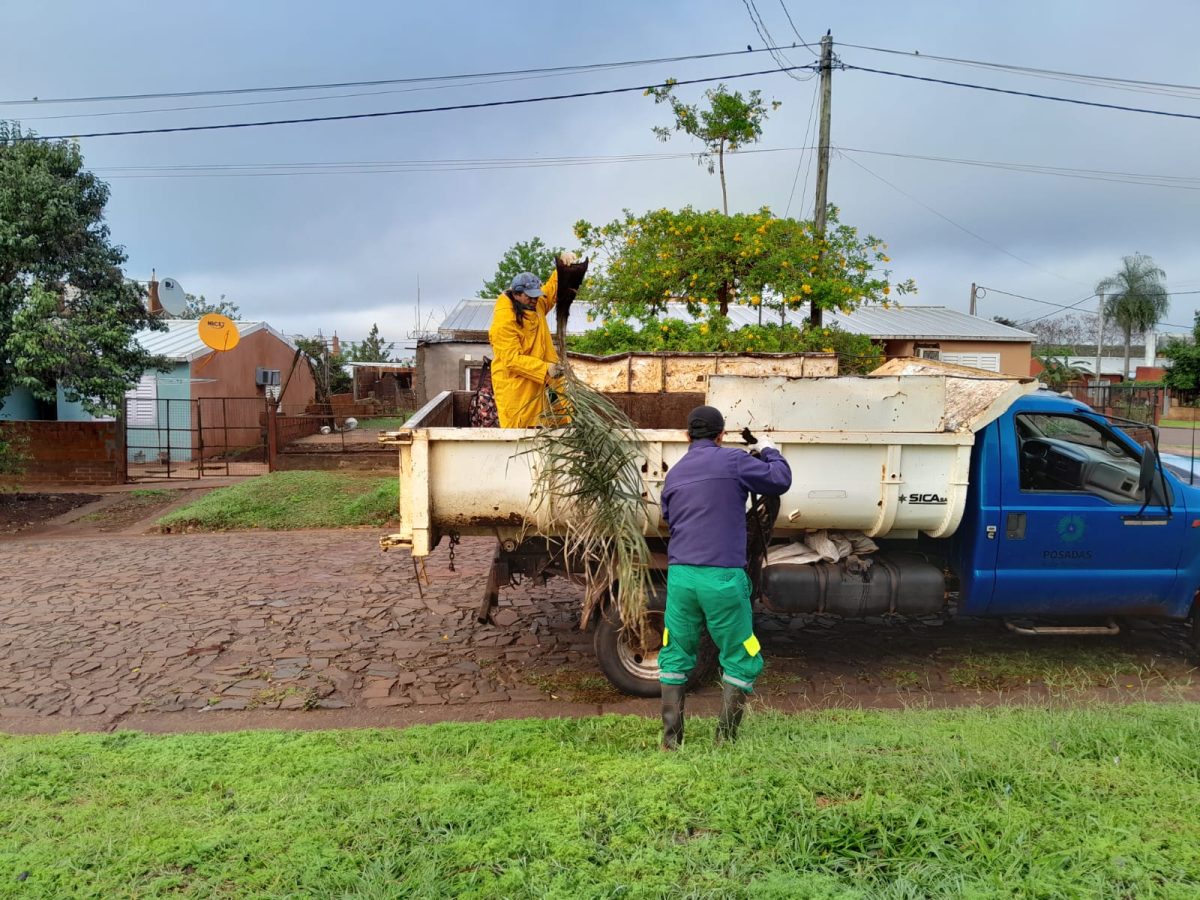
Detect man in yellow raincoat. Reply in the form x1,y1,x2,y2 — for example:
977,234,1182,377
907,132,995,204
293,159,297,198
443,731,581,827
487,252,576,428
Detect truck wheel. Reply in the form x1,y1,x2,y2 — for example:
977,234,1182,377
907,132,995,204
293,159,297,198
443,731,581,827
593,605,717,697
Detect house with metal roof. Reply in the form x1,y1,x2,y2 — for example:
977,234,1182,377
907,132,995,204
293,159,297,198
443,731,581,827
2,319,317,469
122,320,316,465
824,305,1035,375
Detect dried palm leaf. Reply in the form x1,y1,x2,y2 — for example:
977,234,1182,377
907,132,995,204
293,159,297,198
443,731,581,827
521,373,653,638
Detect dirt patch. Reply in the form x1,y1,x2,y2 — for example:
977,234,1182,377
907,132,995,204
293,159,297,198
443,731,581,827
75,490,181,533
0,492,100,534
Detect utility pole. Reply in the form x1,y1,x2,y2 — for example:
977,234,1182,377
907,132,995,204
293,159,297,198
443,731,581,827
809,30,834,328
1094,293,1105,401
969,282,978,317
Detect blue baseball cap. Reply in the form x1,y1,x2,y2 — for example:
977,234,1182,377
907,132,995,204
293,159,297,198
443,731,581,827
509,272,543,297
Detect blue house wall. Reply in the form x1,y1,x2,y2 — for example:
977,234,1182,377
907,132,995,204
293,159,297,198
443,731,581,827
0,387,38,420
126,363,193,464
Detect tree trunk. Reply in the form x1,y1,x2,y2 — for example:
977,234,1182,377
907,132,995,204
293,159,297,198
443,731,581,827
1123,329,1132,383
718,281,730,317
718,142,728,215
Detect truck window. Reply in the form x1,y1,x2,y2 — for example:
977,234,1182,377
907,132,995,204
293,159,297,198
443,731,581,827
1016,413,1145,503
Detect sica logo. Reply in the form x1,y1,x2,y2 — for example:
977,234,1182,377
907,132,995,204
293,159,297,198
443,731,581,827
899,493,948,505
1057,514,1085,543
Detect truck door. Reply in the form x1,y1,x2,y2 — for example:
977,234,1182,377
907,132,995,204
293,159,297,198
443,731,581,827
992,410,1184,617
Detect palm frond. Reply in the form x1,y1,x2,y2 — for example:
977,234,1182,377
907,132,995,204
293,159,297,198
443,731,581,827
521,375,654,638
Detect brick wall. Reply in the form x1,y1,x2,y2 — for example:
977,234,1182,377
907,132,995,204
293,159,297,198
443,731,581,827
1,420,126,485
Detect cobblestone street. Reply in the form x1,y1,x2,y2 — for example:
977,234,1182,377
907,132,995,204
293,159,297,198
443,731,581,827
0,533,595,729
3,529,1197,734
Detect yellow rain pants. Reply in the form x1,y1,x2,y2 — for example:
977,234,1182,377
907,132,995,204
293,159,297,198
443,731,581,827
488,269,560,428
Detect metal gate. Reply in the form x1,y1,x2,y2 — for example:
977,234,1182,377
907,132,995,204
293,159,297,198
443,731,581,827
125,396,269,480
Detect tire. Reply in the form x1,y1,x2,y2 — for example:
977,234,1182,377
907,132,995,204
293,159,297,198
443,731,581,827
593,604,718,697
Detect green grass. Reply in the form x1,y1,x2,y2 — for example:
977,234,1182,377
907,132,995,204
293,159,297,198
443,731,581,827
3,707,1200,897
359,415,409,431
155,471,398,531
79,489,173,522
948,647,1185,693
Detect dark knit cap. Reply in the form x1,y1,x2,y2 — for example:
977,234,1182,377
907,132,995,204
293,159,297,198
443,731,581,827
687,405,725,439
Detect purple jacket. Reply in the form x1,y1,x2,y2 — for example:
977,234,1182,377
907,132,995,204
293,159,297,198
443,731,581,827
661,439,793,568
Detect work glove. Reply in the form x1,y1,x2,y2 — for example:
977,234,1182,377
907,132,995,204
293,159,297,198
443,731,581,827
546,363,565,381
740,427,776,456
558,251,578,266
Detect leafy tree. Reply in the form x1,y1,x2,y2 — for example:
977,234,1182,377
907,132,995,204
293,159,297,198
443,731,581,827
647,81,779,214
347,323,395,362
179,292,241,320
1035,347,1086,389
477,237,564,299
0,122,165,422
574,205,912,323
1162,313,1200,397
294,336,351,401
1096,253,1169,381
1031,310,1123,351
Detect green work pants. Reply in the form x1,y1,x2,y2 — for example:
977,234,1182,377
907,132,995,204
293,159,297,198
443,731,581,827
658,564,763,693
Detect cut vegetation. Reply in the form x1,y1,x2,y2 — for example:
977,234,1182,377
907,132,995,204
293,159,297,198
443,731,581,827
3,707,1200,896
156,471,398,532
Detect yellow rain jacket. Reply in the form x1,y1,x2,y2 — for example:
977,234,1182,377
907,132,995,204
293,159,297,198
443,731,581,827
488,269,560,428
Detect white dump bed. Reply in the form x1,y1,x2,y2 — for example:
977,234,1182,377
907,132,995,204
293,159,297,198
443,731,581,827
382,371,1036,556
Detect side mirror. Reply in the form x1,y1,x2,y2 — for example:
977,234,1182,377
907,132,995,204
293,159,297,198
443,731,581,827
1138,442,1159,497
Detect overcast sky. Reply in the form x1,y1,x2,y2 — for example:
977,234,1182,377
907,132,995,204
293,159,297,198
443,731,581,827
3,1,1198,346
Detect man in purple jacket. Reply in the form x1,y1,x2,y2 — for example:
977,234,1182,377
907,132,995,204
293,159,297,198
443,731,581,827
657,405,792,750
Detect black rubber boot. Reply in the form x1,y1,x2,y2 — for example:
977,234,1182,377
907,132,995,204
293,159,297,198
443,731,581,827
660,683,686,751
716,682,749,745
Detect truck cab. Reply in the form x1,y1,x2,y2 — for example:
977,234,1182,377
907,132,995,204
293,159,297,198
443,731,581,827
956,392,1200,622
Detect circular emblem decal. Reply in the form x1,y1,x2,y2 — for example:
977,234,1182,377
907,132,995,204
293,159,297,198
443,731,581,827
1057,514,1085,543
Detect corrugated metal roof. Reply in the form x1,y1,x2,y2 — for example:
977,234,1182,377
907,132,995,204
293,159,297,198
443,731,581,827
437,300,1034,342
438,299,765,336
826,306,1035,342
134,319,292,362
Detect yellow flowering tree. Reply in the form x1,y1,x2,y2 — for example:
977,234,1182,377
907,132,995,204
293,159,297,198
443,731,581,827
573,205,913,326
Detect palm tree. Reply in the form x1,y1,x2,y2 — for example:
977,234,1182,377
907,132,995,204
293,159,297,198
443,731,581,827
1096,253,1169,381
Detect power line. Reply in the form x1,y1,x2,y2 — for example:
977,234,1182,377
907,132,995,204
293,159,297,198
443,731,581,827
977,286,1099,325
0,47,783,107
836,149,1081,284
838,147,1200,191
19,64,816,141
15,66,679,123
844,64,1200,123
783,83,820,215
77,144,1200,192
835,41,1200,100
777,0,819,55
740,0,814,81
981,284,1200,329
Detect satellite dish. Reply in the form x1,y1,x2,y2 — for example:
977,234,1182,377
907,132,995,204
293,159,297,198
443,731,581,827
198,314,241,352
158,277,188,316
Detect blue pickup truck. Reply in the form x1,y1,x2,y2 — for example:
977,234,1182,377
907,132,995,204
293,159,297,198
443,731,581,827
596,388,1199,695
383,372,1197,696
